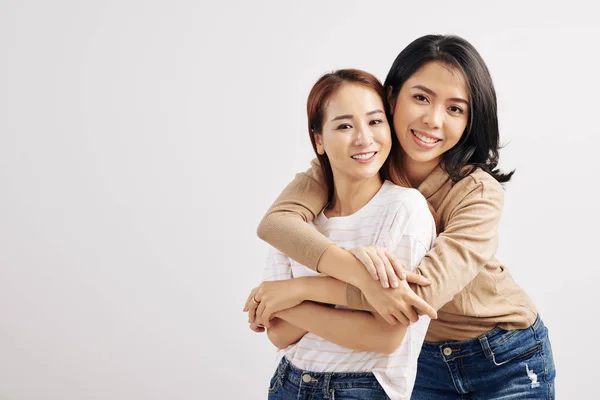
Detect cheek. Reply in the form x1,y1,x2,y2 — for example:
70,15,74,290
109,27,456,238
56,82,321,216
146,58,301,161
448,119,468,145
392,105,418,141
322,135,345,158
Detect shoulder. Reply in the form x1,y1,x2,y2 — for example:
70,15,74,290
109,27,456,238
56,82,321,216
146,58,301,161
452,167,504,203
379,182,434,231
381,181,430,212
380,182,436,247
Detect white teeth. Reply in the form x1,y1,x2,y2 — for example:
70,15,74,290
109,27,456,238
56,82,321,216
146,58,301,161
413,131,439,144
351,152,375,160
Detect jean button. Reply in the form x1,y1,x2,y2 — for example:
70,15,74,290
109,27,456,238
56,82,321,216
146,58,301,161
443,347,452,356
302,374,312,383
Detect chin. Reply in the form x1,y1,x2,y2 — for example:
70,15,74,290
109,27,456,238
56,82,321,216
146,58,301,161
356,168,382,180
405,150,439,164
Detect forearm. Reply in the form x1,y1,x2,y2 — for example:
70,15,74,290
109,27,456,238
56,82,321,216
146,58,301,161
317,246,374,288
276,302,405,354
266,318,307,350
295,276,349,307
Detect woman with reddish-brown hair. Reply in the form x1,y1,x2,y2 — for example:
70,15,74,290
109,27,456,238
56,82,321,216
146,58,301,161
244,68,436,399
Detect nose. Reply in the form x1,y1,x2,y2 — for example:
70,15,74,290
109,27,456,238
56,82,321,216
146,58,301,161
354,124,374,147
422,104,444,129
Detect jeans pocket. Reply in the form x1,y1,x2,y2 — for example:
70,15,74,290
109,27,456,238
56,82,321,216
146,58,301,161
485,327,542,367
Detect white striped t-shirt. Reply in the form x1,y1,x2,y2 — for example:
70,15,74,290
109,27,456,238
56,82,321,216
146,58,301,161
263,180,436,400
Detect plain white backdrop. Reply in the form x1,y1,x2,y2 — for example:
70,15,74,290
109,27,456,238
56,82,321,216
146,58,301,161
1,1,598,398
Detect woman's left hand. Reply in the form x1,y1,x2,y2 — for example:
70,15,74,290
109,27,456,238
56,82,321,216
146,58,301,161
244,279,306,328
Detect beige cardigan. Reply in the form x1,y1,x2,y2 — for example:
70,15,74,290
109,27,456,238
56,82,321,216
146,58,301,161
257,159,537,341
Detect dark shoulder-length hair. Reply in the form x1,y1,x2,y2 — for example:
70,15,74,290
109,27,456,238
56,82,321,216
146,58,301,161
384,34,514,183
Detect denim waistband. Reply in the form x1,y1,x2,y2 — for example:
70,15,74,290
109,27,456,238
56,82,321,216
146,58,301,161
419,314,543,361
274,357,381,392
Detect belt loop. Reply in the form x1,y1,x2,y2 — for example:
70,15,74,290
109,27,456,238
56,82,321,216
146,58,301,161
531,314,541,331
479,335,494,360
278,357,290,385
322,373,332,399
479,334,511,366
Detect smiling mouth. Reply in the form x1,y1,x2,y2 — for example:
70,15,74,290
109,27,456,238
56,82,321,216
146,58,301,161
351,151,377,161
411,130,441,144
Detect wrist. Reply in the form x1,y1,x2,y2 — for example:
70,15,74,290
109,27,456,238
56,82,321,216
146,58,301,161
295,277,311,301
320,246,372,288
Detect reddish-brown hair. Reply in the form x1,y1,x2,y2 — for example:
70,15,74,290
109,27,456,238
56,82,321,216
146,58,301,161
306,69,437,225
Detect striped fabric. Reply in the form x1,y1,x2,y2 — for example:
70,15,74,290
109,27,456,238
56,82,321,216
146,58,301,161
264,181,436,400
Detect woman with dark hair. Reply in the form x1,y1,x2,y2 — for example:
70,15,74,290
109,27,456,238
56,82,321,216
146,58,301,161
245,68,437,399
249,35,556,398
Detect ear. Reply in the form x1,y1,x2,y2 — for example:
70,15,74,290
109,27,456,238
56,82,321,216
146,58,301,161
387,86,396,114
314,133,325,155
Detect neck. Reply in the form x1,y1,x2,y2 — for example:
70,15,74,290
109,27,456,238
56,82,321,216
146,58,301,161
327,175,383,218
402,151,440,188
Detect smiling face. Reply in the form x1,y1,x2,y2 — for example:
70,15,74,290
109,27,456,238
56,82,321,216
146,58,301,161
390,61,470,176
314,83,391,185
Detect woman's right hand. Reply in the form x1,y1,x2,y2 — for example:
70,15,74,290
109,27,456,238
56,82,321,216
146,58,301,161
361,278,438,325
349,246,431,289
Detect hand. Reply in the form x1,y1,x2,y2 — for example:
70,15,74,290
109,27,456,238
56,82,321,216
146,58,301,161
243,279,306,328
248,321,265,333
361,278,438,326
348,246,407,289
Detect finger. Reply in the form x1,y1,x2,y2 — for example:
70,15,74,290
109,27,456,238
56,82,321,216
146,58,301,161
367,248,388,288
249,323,265,333
380,312,397,325
244,288,258,312
247,291,260,323
405,271,431,286
255,301,266,325
391,309,410,326
401,303,419,323
378,248,398,288
385,249,406,280
244,286,259,311
243,294,251,312
353,249,378,280
254,287,263,303
248,300,258,324
262,307,273,328
408,293,438,319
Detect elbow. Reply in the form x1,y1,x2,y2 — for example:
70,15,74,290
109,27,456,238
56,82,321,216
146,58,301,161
256,215,274,242
256,219,268,242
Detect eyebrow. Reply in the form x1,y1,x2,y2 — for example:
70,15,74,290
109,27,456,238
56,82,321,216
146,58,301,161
412,85,469,105
330,109,384,122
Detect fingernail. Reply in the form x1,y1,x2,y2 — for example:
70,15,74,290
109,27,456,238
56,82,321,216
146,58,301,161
392,281,398,288
383,282,389,288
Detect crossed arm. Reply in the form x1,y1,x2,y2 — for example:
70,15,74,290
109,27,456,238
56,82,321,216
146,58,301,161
246,276,408,354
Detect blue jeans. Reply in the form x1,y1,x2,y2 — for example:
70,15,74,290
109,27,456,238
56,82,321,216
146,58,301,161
411,315,556,399
268,357,389,400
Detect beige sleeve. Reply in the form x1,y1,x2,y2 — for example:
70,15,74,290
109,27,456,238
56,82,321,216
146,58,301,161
256,158,333,271
347,175,504,312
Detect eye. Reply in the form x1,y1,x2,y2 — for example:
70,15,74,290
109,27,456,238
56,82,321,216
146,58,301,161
413,94,429,103
336,123,352,130
448,105,464,114
369,119,384,125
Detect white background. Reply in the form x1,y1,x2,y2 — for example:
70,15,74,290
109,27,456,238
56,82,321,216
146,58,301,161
1,1,598,399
